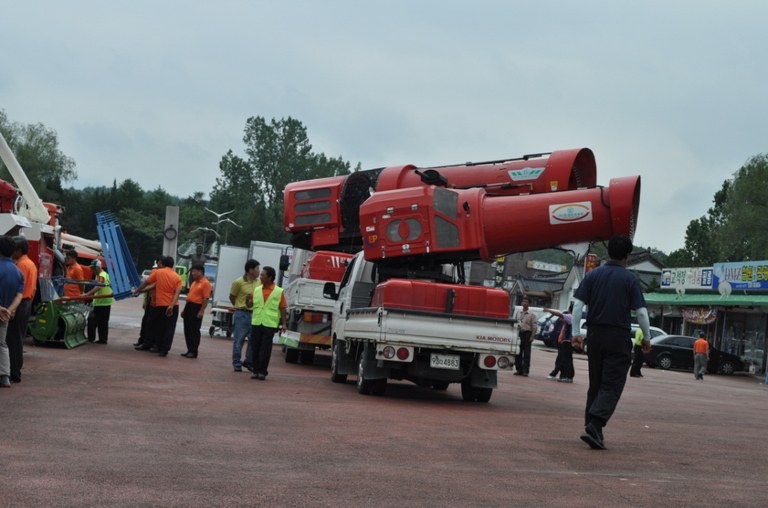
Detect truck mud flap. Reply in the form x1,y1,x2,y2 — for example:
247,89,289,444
469,367,497,389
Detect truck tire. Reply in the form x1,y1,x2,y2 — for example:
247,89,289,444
461,378,479,402
357,355,374,395
284,347,300,364
299,349,315,365
330,341,347,383
476,387,493,403
209,326,215,337
371,378,387,396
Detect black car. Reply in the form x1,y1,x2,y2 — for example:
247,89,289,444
644,335,744,375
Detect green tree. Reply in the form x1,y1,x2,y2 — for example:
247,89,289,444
716,155,768,261
0,109,77,203
210,116,356,246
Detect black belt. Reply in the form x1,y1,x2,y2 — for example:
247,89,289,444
236,309,252,313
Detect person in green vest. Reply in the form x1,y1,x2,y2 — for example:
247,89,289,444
629,328,645,378
250,266,287,381
85,260,114,344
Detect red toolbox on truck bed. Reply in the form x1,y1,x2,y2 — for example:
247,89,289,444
371,279,509,319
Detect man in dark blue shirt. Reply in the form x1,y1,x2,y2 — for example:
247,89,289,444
0,235,25,388
572,236,651,450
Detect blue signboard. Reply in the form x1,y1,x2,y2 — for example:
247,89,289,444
712,261,768,291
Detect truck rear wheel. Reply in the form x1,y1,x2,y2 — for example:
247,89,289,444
299,349,315,365
284,347,300,364
476,387,493,403
357,355,374,395
330,341,347,383
461,378,479,402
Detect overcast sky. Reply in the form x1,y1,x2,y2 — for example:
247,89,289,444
2,1,766,255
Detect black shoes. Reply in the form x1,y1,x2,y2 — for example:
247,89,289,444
243,362,254,372
250,373,266,380
96,340,107,345
135,344,152,351
158,352,168,357
630,374,643,378
133,341,142,347
180,352,197,358
580,422,606,450
513,372,528,377
234,366,242,372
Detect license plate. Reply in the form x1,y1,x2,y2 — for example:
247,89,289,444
430,353,460,370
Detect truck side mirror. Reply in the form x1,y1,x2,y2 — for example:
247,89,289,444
323,282,338,300
279,254,290,271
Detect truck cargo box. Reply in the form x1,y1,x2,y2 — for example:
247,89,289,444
371,279,509,319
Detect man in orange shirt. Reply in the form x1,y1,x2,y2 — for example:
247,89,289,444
181,264,211,359
693,331,710,380
7,236,37,383
133,256,182,357
63,250,84,298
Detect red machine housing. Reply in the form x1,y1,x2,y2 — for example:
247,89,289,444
359,176,640,263
372,279,509,318
299,251,354,281
284,148,597,251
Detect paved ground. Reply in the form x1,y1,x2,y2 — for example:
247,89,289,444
2,297,767,507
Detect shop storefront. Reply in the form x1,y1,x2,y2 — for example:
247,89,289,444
644,293,768,375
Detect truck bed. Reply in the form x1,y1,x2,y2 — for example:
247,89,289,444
344,307,518,354
285,278,337,314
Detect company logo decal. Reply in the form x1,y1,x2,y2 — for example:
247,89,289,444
549,201,592,224
508,167,545,181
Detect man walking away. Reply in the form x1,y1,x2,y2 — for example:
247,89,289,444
514,298,537,377
7,236,36,383
85,260,113,344
249,266,287,381
693,332,710,380
181,264,211,358
572,235,651,450
0,236,24,388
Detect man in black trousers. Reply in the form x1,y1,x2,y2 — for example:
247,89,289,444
572,236,651,450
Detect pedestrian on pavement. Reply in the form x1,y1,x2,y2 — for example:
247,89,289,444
134,257,162,351
514,298,537,377
229,259,260,372
63,249,84,298
0,235,25,388
132,256,181,357
7,236,36,383
572,235,651,450
84,260,113,344
629,328,645,378
249,266,287,381
544,303,575,383
693,331,710,380
181,264,211,358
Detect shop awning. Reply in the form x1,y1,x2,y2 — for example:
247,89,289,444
644,293,768,306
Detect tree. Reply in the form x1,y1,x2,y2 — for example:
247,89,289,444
716,155,768,261
210,116,356,246
666,180,731,267
0,109,77,203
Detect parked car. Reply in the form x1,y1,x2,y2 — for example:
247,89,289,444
538,314,566,348
141,269,152,281
576,320,667,354
644,335,744,375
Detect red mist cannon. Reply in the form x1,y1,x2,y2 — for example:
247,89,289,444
284,148,598,252
358,175,640,263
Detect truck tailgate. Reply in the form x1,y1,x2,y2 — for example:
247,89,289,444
345,307,518,354
286,278,336,313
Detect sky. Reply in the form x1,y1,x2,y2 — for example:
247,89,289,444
2,0,767,255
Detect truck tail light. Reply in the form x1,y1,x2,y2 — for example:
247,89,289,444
303,312,328,323
497,356,511,369
396,348,410,360
382,346,396,359
483,355,497,368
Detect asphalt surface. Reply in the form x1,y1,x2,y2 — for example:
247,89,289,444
2,297,767,507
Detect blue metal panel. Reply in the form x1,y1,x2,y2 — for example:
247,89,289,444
96,211,141,300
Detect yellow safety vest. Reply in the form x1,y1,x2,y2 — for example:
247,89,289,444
94,270,114,306
251,285,283,328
